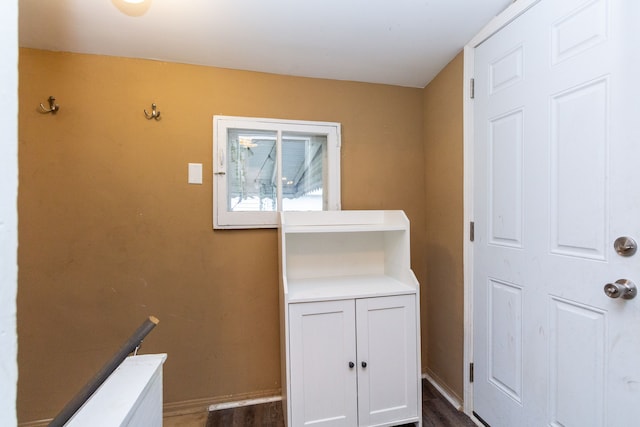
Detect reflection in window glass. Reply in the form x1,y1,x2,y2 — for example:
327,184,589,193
227,129,327,212
281,134,326,211
227,129,277,212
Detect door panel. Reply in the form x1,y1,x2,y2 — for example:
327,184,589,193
549,297,606,426
289,300,357,427
487,279,523,404
473,0,640,425
550,0,608,65
489,109,524,248
356,295,418,427
550,77,608,259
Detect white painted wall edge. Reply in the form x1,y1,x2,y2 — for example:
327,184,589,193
0,0,19,425
461,0,541,419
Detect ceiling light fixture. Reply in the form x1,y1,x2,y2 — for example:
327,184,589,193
112,0,152,17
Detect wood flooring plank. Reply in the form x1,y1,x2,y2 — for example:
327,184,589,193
206,379,475,427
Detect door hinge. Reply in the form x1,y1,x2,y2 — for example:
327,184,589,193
469,362,474,383
470,221,475,242
470,78,475,99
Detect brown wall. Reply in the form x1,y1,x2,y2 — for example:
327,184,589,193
422,52,465,399
17,48,427,422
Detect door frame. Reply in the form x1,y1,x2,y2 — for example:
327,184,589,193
462,0,541,419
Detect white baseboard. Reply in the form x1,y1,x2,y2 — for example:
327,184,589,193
208,395,282,411
163,387,281,418
422,371,486,427
422,370,463,411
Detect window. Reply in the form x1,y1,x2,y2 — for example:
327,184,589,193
213,116,341,229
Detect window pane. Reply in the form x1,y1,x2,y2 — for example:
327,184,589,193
281,133,327,211
227,129,278,212
214,115,340,229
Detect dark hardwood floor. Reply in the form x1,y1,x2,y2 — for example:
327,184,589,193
207,400,283,427
207,379,476,427
420,380,476,427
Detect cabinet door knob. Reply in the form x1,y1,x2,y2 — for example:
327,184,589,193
361,361,367,368
349,361,355,368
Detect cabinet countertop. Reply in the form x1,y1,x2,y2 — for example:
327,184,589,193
285,274,416,303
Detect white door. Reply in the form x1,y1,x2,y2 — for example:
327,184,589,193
356,295,419,427
289,300,358,427
472,0,640,426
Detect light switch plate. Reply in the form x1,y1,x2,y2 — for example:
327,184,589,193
188,163,203,184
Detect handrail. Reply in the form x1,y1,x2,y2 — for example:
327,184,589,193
49,316,160,427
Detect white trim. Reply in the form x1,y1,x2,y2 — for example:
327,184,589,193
0,1,18,426
422,371,462,410
462,41,476,418
208,395,282,412
162,388,281,417
462,0,542,419
213,115,341,229
467,0,542,49
422,372,484,427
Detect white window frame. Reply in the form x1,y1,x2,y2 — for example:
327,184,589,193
213,116,341,229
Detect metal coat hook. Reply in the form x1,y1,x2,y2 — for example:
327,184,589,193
39,96,60,114
144,103,161,120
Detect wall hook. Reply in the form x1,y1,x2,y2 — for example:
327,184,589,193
144,103,161,120
39,96,60,114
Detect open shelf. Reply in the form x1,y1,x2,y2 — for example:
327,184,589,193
279,210,418,301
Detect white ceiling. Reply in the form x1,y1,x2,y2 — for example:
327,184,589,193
19,0,513,88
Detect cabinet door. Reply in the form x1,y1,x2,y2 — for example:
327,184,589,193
289,300,358,427
356,295,418,426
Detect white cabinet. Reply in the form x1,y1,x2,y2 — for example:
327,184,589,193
289,295,418,427
279,211,422,427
